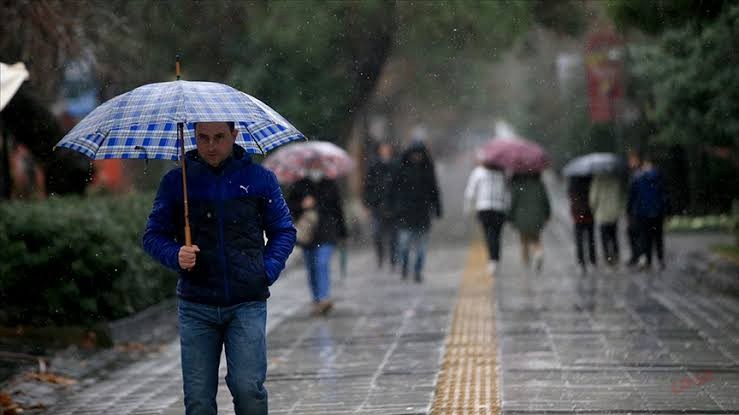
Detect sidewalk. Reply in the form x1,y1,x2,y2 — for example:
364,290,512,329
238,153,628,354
494,173,739,413
4,169,737,414
41,244,468,415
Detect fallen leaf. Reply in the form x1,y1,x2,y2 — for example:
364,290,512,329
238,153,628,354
25,372,77,386
26,402,47,410
0,391,22,414
115,342,147,352
115,342,166,353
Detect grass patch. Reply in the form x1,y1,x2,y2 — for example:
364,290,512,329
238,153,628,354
667,215,735,232
711,244,739,265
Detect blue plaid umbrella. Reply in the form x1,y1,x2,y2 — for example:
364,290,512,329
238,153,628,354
55,80,305,160
54,79,305,246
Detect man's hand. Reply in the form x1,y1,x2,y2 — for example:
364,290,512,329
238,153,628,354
178,245,200,270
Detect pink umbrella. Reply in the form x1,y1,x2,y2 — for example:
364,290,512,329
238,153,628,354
478,137,550,174
262,141,354,184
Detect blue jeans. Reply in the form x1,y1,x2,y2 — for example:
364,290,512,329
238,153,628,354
178,299,267,415
302,244,334,302
397,229,429,279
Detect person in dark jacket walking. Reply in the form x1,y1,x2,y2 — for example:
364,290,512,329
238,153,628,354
287,163,348,315
626,150,642,266
391,141,442,282
568,176,597,275
628,154,669,270
143,122,296,415
363,142,398,270
509,173,550,273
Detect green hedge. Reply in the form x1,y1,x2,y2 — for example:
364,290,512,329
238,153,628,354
0,193,175,327
666,214,736,232
667,200,739,246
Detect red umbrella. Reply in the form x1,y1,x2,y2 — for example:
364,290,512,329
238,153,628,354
262,141,354,184
478,137,550,174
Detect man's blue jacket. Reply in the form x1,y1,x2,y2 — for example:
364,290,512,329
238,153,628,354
143,145,296,306
628,167,669,219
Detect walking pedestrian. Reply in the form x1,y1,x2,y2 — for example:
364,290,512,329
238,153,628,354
568,176,596,274
363,142,398,270
628,153,669,271
589,173,625,269
463,161,510,276
143,122,296,415
626,150,642,266
391,141,442,282
509,172,550,273
287,162,347,315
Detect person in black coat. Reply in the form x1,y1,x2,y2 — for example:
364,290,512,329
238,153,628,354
363,142,399,270
287,167,347,315
568,176,597,275
390,141,442,282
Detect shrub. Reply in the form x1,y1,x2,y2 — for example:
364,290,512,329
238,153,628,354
0,193,175,327
666,215,734,232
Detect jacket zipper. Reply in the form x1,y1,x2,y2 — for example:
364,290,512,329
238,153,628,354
216,175,230,303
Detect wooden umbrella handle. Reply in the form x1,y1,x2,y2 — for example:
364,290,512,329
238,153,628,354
178,122,192,246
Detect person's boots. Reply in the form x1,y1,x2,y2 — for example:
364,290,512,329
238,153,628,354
401,263,408,280
311,299,333,316
414,272,423,283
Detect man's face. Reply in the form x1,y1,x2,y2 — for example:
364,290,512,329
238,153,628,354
410,151,424,164
378,143,393,161
195,122,238,167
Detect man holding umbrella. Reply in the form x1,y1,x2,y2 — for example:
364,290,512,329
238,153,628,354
54,72,305,415
144,122,296,415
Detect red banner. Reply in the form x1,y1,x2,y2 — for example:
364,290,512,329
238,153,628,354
585,30,624,123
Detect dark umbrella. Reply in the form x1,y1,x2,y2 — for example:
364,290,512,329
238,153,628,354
562,152,625,177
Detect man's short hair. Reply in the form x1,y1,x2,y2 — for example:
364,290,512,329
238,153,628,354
193,122,235,131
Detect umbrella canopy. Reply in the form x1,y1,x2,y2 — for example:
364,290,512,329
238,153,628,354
479,136,550,174
263,141,354,184
55,80,305,160
562,152,625,177
0,62,29,111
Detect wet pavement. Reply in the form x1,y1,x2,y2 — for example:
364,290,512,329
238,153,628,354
495,224,739,414
45,245,467,415
494,175,739,414
8,167,739,414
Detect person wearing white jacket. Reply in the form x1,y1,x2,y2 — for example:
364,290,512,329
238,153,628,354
589,174,626,268
464,163,511,275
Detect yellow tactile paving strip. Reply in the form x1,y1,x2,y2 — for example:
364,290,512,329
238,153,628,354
430,240,500,415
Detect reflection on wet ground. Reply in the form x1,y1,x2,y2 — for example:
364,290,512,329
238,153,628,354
496,224,739,413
